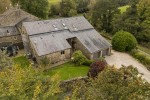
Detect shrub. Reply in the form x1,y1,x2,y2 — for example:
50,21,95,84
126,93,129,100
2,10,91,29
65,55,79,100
68,9,77,17
87,60,107,78
71,50,87,65
112,31,137,52
83,59,94,66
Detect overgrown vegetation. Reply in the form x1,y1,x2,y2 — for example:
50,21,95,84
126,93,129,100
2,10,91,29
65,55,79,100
68,66,150,100
112,31,137,52
0,65,61,99
0,50,12,70
130,49,150,70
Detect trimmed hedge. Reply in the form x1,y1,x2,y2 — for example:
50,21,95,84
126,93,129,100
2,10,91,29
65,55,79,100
130,49,150,71
112,31,137,52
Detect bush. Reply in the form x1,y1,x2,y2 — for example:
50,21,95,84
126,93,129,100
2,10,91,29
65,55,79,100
87,60,107,78
83,59,94,66
68,9,77,17
71,50,87,65
112,31,137,52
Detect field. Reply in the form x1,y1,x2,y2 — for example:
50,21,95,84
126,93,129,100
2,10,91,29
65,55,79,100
119,5,130,13
45,62,89,80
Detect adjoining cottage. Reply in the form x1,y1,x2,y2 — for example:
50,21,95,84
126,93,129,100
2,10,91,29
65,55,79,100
0,8,38,49
22,16,111,64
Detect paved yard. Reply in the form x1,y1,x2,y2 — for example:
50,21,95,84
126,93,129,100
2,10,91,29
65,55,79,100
105,50,150,83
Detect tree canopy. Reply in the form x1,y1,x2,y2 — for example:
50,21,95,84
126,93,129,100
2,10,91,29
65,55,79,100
91,0,120,33
69,66,150,100
112,31,137,52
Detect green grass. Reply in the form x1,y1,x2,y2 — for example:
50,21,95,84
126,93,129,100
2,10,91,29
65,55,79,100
45,62,89,80
119,5,130,14
13,56,30,68
49,0,61,5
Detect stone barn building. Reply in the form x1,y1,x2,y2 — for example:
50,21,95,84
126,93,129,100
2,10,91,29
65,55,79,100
0,8,38,49
22,16,111,63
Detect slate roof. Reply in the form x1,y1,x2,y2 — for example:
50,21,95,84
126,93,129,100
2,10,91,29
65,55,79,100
0,8,38,26
23,16,111,56
0,26,20,37
23,16,93,36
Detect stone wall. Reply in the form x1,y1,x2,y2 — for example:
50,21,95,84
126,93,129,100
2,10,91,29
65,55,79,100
74,38,92,59
0,35,22,47
32,48,71,64
46,49,71,64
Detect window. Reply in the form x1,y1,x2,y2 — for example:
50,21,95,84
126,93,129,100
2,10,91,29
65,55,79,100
61,50,65,55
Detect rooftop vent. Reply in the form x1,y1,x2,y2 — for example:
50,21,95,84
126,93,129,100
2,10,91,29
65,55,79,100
72,25,78,31
53,25,58,30
34,40,37,44
62,23,68,29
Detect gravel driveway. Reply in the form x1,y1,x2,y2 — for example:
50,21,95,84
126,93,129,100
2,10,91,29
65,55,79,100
105,50,150,83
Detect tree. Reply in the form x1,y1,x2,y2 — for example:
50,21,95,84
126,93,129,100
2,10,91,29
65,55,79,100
0,65,61,99
0,0,12,14
49,4,60,17
112,31,137,52
60,0,77,17
137,0,150,44
91,0,120,33
69,66,150,100
11,0,49,19
120,1,140,36
76,0,89,13
71,50,87,65
87,60,107,78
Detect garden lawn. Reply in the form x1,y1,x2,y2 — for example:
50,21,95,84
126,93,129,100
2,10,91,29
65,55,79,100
45,62,89,80
119,5,130,14
13,56,30,68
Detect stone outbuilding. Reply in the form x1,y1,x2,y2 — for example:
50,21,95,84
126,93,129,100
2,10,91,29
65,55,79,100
22,16,111,64
0,8,38,49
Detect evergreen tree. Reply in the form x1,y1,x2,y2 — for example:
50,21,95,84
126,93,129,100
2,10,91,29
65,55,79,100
60,0,77,17
91,0,120,33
